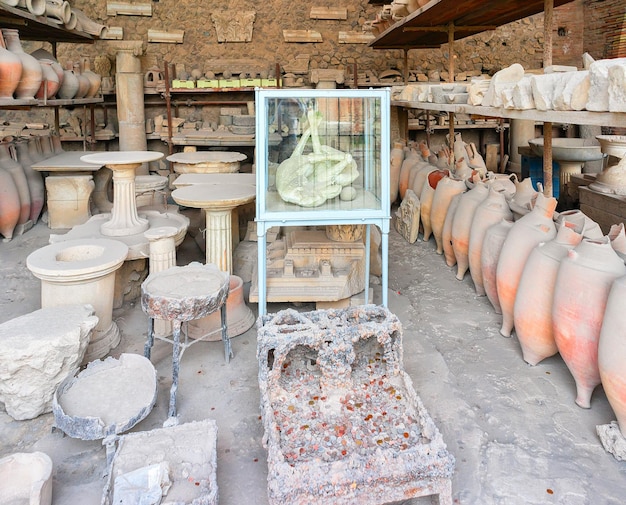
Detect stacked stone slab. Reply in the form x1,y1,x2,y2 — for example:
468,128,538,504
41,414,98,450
0,305,98,420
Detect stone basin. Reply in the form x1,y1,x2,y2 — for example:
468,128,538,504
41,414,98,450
52,353,157,441
528,138,604,162
596,135,626,159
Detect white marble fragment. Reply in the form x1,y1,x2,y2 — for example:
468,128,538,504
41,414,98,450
586,57,626,111
511,76,535,110
482,64,525,107
530,72,566,111
467,78,491,106
608,64,626,112
553,71,590,111
597,422,626,461
0,305,98,420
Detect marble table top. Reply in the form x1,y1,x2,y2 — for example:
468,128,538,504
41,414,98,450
171,183,256,209
166,151,246,164
172,173,256,187
81,151,164,166
32,151,104,172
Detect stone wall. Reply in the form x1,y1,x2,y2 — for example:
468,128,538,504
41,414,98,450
40,0,590,82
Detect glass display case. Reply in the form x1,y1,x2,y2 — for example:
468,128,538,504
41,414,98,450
255,88,390,221
255,88,391,316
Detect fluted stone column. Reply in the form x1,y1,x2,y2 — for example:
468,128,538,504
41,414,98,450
509,119,536,177
206,209,233,273
145,226,178,337
112,41,148,173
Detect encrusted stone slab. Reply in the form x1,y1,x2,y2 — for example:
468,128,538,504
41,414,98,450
587,57,626,112
102,420,218,505
310,7,347,19
257,306,455,505
338,31,375,44
395,189,420,244
0,305,98,420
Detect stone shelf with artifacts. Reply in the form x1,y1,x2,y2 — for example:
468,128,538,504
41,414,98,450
253,88,392,317
159,61,284,154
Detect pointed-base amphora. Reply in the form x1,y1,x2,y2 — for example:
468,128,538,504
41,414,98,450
553,237,626,408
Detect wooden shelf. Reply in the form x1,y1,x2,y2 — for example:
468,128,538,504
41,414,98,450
393,100,626,128
369,0,576,49
0,4,95,43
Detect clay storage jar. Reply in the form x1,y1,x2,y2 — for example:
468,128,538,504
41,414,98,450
552,236,626,409
1,29,42,99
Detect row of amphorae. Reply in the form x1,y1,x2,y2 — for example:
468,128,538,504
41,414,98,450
392,136,626,441
0,28,101,101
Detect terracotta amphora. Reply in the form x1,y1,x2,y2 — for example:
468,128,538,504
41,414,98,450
57,61,79,99
598,274,626,436
553,237,626,408
420,169,448,242
451,182,489,280
398,148,421,200
1,29,42,99
0,30,22,99
431,176,466,254
0,142,30,225
442,193,462,267
482,219,514,314
390,141,405,203
509,176,539,221
410,163,436,200
39,135,54,159
554,209,603,239
73,62,90,99
0,161,20,240
35,59,60,99
80,56,101,98
15,139,44,223
608,223,626,255
514,224,583,366
468,186,513,295
497,192,557,337
30,48,64,88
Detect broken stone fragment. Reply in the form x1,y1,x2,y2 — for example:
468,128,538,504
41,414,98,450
482,63,525,107
586,57,626,111
553,71,590,111
0,305,98,420
608,64,626,113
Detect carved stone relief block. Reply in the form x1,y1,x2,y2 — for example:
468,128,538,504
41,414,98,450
283,30,323,43
148,29,184,44
211,11,256,43
395,189,420,244
339,31,376,44
106,1,152,16
310,7,347,20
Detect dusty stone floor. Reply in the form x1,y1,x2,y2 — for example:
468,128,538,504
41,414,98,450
0,211,625,504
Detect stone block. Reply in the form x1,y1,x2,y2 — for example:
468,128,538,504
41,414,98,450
553,71,590,111
587,57,626,112
608,64,626,112
0,305,98,420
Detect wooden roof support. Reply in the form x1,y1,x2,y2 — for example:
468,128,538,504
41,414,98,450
543,0,554,197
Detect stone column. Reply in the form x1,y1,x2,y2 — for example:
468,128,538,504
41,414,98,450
509,119,536,177
206,209,233,273
145,226,178,337
111,41,148,172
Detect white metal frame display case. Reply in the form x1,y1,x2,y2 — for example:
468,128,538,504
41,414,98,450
255,88,391,316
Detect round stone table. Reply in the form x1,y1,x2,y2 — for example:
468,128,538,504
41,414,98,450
81,151,164,237
141,263,230,423
167,151,246,174
171,183,256,273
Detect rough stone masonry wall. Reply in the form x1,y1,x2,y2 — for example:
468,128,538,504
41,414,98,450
45,0,587,80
